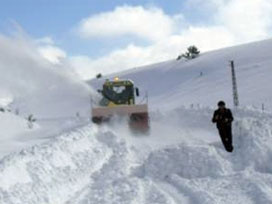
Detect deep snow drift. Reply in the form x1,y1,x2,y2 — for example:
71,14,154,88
0,36,272,203
1,107,272,204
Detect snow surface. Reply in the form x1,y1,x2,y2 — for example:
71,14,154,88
0,35,93,157
1,108,272,204
90,38,272,111
1,37,272,203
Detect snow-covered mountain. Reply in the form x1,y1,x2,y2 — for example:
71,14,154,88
1,37,272,204
90,38,272,111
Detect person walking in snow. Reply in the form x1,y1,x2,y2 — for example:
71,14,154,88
212,101,234,152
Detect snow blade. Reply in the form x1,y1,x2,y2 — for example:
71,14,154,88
92,104,149,132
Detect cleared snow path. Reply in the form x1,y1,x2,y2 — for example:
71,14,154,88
1,107,272,203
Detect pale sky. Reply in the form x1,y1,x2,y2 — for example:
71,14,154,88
1,0,272,79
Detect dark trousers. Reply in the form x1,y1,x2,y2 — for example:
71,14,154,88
218,125,233,152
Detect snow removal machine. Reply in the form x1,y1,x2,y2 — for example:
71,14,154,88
91,77,149,132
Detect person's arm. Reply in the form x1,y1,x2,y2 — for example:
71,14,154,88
228,109,234,122
212,111,218,123
225,109,234,123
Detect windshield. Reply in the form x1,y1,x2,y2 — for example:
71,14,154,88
113,86,126,93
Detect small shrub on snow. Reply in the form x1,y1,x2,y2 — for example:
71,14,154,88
27,114,36,129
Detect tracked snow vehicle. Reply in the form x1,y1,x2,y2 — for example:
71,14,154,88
92,77,149,132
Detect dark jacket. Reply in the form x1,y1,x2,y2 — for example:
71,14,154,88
212,108,233,128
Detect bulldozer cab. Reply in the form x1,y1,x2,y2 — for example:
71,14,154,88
99,78,138,107
92,77,149,132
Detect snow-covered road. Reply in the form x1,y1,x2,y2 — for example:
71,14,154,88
1,107,272,204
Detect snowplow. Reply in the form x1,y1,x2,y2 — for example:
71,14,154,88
91,77,149,132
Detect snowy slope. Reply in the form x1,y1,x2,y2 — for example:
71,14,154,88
1,36,272,204
90,38,272,111
0,112,35,157
0,35,93,157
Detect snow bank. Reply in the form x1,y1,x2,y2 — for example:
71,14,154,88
0,107,272,203
0,111,37,157
0,124,175,204
142,144,224,179
164,172,272,204
0,126,112,204
0,112,31,138
233,111,272,173
131,107,272,203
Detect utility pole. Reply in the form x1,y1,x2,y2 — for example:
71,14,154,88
230,60,239,107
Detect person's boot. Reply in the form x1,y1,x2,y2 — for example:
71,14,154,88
226,145,233,152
